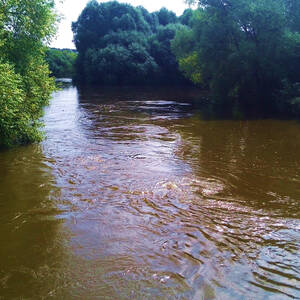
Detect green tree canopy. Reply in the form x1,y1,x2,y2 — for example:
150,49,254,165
0,0,57,147
46,48,77,78
173,0,300,112
72,1,188,85
155,7,178,26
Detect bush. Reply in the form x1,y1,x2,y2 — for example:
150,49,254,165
0,0,57,148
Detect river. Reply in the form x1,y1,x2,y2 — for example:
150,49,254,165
0,82,299,299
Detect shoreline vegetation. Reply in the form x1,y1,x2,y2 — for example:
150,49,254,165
1,0,300,148
0,0,57,148
46,48,77,78
71,2,192,86
71,0,300,115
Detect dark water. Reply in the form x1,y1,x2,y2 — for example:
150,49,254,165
0,84,300,299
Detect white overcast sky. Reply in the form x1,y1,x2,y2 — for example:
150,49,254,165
51,0,191,49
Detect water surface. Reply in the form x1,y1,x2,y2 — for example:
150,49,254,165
0,84,299,299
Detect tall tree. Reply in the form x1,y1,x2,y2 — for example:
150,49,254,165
0,0,57,147
155,7,178,26
72,1,187,85
173,0,300,111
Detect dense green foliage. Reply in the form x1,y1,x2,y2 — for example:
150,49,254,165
72,1,190,85
172,0,300,113
46,48,77,78
0,0,57,148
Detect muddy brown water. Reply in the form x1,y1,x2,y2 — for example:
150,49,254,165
0,83,299,299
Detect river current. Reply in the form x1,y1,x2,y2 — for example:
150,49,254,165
0,83,299,299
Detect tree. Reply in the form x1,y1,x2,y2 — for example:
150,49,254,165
0,0,57,147
83,43,158,85
150,24,189,83
72,1,151,54
137,6,159,32
46,48,77,78
155,7,178,26
173,0,300,112
72,1,188,85
179,9,194,26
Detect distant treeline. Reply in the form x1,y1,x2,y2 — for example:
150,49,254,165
72,0,300,115
46,48,77,78
72,1,193,85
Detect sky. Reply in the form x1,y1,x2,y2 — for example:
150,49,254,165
51,0,191,49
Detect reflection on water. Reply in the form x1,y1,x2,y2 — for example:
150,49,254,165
0,84,299,299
